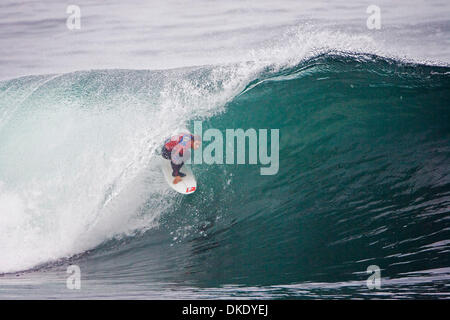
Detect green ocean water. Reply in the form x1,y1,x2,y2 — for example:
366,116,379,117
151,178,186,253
0,53,449,298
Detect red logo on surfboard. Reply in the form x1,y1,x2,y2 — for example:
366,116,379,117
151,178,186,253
186,187,196,193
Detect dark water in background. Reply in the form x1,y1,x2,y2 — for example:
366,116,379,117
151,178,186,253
0,53,449,299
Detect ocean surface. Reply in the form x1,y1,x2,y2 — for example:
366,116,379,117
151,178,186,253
0,0,449,299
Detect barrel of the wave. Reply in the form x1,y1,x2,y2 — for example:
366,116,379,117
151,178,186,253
160,129,199,194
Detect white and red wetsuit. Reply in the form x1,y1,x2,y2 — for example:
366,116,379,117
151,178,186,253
161,134,194,177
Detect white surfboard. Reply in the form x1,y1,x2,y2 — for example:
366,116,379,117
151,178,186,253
161,158,197,194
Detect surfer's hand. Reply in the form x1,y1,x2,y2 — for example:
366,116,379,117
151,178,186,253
173,176,182,184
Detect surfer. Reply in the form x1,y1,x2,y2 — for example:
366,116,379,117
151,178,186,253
161,133,201,184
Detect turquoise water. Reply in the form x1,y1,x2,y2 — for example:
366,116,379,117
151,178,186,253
0,53,449,298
